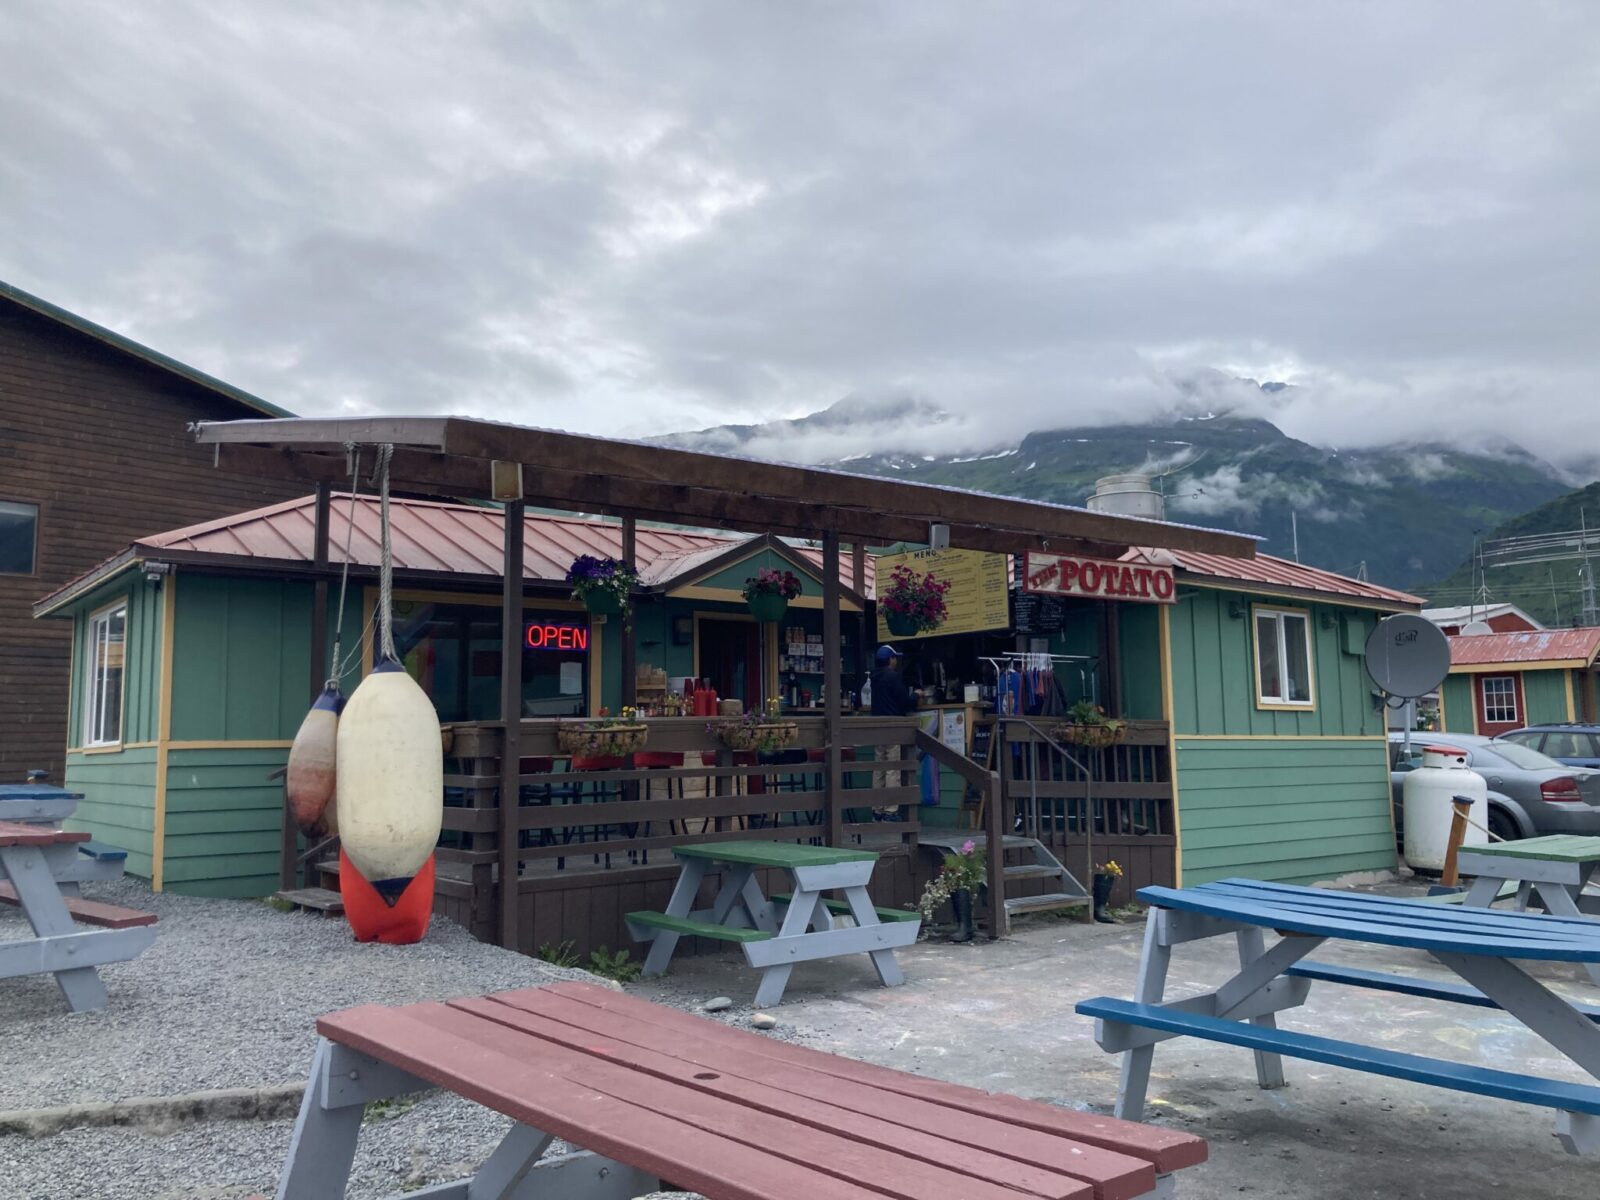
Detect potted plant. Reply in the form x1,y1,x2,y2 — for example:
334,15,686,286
708,704,799,754
555,707,650,757
743,567,803,623
1092,858,1123,924
565,555,638,617
880,563,951,637
1059,700,1127,749
916,838,987,943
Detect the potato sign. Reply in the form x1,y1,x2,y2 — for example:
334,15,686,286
1022,552,1175,604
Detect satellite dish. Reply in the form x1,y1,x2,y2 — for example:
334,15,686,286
1364,614,1452,699
1459,620,1493,637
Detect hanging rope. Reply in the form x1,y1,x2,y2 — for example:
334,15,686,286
325,445,362,689
374,444,398,663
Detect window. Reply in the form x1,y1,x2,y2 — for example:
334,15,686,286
0,500,37,574
1254,606,1314,707
85,603,127,747
1481,675,1518,725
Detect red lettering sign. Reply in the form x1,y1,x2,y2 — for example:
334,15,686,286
524,623,591,651
1022,552,1175,605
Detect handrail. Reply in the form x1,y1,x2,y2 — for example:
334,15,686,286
913,729,993,791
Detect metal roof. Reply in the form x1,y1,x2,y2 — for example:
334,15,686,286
1,279,293,419
1448,628,1600,668
35,494,872,613
1125,548,1423,608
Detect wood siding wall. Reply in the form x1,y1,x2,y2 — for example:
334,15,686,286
1439,668,1574,735
0,300,298,781
1168,588,1383,737
1175,736,1395,885
62,746,158,878
162,745,289,897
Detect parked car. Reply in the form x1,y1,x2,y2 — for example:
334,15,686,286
1496,724,1600,770
1387,732,1600,844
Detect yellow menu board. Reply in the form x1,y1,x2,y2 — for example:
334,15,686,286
875,548,1011,642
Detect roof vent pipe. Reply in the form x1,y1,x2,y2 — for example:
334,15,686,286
1086,474,1164,521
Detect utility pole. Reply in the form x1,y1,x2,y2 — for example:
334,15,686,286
1291,510,1300,564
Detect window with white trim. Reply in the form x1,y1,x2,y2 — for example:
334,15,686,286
85,603,126,747
1481,675,1518,725
1254,606,1314,707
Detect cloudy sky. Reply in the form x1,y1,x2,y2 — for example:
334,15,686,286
3,3,1597,465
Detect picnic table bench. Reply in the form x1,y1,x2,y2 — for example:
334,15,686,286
1077,878,1600,1154
626,840,921,1006
0,785,155,1013
275,980,1207,1199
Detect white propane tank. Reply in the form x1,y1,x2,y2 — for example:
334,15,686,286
1402,745,1489,872
335,659,444,885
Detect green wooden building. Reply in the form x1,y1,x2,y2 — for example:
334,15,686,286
1436,627,1600,739
35,493,1420,898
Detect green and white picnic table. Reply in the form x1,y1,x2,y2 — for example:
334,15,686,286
627,840,921,1006
1459,835,1600,985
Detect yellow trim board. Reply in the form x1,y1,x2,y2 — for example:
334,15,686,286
1159,605,1182,887
668,584,862,613
152,582,176,892
1450,660,1589,674
1567,671,1578,722
66,741,160,755
166,739,295,751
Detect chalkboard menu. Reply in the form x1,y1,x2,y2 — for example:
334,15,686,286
1012,590,1067,634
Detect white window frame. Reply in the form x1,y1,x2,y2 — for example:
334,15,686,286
1481,675,1519,726
84,601,127,748
1252,604,1316,709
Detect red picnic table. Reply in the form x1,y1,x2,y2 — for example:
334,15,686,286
274,980,1206,1199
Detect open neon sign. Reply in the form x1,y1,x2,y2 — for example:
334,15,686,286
524,623,590,652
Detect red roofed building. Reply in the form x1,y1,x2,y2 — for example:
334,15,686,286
1440,627,1600,736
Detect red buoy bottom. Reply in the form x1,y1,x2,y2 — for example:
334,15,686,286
339,848,434,944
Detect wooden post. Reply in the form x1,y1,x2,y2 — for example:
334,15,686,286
823,532,844,847
987,721,1008,937
620,517,637,710
1440,795,1474,889
851,542,868,701
498,500,526,951
284,482,332,892
1102,600,1123,717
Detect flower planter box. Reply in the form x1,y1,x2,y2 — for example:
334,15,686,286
556,722,649,758
712,720,799,754
582,591,624,617
1057,722,1126,749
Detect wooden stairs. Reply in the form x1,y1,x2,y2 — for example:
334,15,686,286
919,832,1089,920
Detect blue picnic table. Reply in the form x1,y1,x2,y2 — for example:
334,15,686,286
1077,878,1600,1155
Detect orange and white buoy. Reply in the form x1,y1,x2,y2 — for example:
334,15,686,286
285,685,342,839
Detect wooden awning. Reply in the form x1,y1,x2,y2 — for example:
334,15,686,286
193,416,1257,560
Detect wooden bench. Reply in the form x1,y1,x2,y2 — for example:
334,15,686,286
771,892,922,924
276,980,1207,1200
626,910,774,943
0,883,156,929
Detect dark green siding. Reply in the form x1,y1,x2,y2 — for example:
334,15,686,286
162,745,289,897
1168,588,1382,737
1176,737,1395,884
1119,604,1164,720
1523,670,1570,725
171,575,313,741
698,548,821,594
62,747,158,878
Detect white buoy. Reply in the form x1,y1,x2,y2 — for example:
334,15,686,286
286,685,342,838
336,659,443,886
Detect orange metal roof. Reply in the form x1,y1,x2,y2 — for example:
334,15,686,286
128,493,874,591
1125,548,1423,608
1448,628,1600,668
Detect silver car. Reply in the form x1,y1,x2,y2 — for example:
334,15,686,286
1388,732,1600,843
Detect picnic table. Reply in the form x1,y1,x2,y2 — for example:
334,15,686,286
1458,835,1600,984
626,840,921,1006
1077,878,1600,1155
275,980,1208,1199
0,784,155,1013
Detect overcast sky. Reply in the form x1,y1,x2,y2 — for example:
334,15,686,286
3,3,1597,466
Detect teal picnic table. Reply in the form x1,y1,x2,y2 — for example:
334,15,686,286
1459,835,1600,984
627,840,922,1006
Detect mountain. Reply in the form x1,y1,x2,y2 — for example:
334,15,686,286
1423,481,1600,626
663,396,1577,590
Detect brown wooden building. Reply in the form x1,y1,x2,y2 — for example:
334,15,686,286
0,281,298,781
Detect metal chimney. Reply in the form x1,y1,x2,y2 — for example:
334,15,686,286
1086,473,1164,521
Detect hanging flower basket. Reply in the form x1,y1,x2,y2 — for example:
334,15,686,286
747,592,789,623
1059,722,1125,749
743,568,802,623
885,611,921,637
710,717,799,754
566,555,637,618
556,719,649,758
